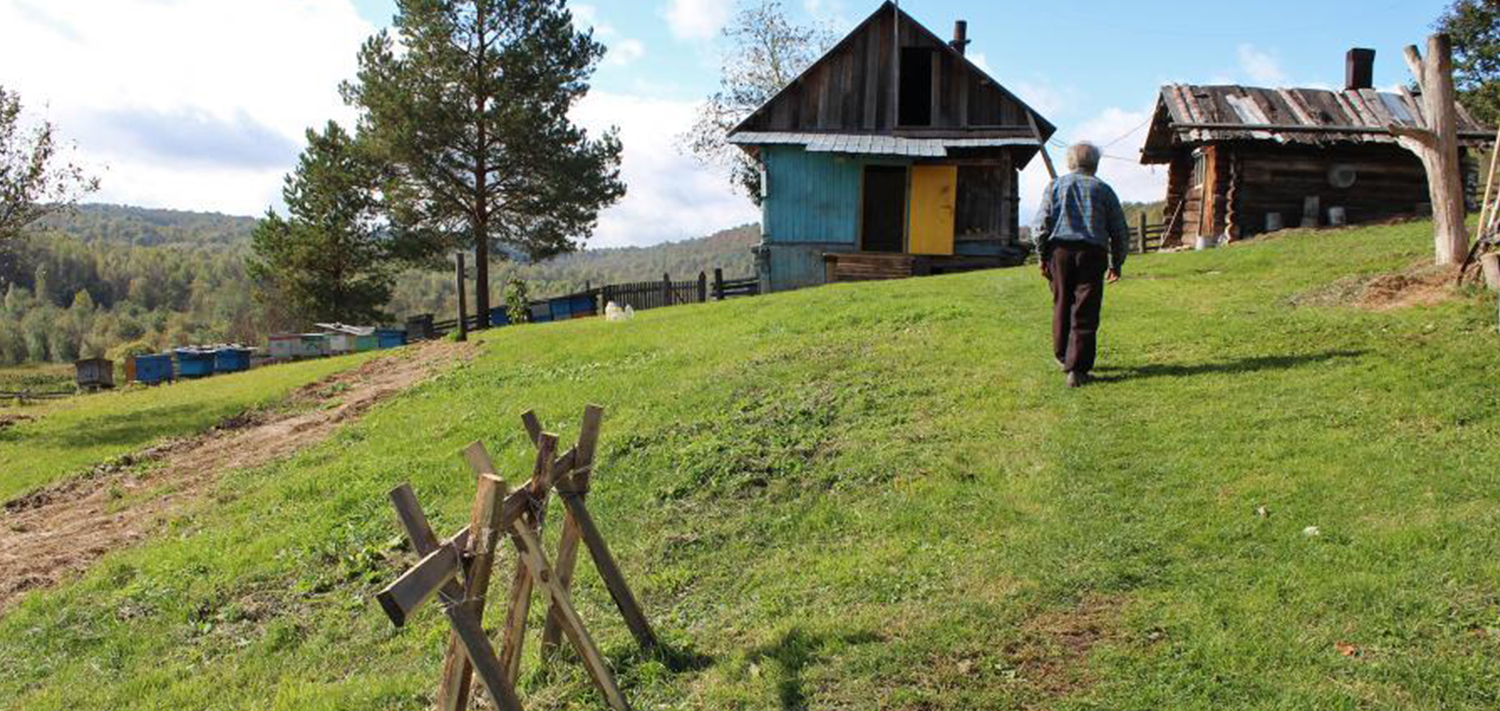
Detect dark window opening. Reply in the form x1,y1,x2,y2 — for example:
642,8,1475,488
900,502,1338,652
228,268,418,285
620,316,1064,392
862,166,907,253
899,48,934,126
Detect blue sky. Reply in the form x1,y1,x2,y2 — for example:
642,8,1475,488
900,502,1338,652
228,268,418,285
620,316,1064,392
0,0,1455,247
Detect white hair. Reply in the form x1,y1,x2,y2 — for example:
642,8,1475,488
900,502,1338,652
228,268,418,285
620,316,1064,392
1066,142,1101,175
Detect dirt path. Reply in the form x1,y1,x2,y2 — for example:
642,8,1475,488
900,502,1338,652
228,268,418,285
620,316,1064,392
0,339,476,613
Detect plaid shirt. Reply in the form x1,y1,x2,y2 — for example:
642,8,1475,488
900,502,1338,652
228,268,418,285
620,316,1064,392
1032,172,1129,272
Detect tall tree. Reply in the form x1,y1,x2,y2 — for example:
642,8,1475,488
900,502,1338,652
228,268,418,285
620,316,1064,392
682,0,835,203
247,122,405,325
0,86,98,245
1437,0,1500,125
343,0,626,327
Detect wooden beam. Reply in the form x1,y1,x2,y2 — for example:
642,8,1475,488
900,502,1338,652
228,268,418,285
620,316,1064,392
1026,111,1057,180
384,482,523,711
375,541,463,629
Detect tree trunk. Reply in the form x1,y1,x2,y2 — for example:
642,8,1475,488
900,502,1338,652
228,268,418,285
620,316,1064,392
472,0,492,328
1395,34,1469,266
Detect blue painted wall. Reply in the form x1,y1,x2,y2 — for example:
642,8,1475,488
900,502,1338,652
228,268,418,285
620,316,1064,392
761,146,863,245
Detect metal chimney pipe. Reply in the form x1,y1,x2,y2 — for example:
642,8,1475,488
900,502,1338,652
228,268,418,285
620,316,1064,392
1346,48,1376,91
951,20,970,56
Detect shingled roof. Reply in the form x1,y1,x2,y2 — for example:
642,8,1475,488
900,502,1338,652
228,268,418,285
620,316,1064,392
1141,83,1493,164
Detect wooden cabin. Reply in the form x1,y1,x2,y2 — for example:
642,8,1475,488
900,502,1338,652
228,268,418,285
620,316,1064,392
728,2,1054,293
1141,49,1491,245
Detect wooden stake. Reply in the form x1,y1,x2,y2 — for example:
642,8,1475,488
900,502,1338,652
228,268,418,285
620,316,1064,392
541,405,604,656
554,490,657,651
497,433,558,683
435,457,510,711
510,519,632,711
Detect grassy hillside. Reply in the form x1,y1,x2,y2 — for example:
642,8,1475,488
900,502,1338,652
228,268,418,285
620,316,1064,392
3,221,1500,710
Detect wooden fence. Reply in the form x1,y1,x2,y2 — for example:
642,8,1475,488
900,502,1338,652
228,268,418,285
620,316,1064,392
426,269,758,338
1132,214,1169,254
601,273,705,311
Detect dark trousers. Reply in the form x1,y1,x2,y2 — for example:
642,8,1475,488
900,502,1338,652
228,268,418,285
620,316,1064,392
1048,242,1108,374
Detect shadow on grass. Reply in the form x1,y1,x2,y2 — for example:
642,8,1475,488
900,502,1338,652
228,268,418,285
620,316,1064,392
747,628,883,711
1090,350,1367,383
12,402,226,449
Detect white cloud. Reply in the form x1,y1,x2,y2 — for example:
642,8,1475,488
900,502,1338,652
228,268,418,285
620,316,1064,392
607,39,647,67
0,0,372,215
662,0,733,41
1237,44,1288,86
571,92,759,248
969,53,992,74
1013,81,1082,120
1019,106,1166,221
572,5,647,68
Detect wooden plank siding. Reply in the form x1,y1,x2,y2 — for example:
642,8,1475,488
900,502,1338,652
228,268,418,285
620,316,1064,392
761,145,863,245
733,2,1050,138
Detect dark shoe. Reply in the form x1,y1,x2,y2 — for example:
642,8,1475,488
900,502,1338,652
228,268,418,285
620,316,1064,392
1067,371,1092,388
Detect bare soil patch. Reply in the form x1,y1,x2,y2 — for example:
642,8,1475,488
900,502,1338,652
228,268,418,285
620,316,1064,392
1292,261,1458,311
1006,594,1122,702
0,340,476,613
0,414,34,432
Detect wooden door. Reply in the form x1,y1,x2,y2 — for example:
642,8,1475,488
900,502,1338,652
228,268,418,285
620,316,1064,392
909,165,957,255
862,165,907,253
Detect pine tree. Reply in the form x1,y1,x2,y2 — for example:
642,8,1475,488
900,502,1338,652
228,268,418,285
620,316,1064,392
247,122,407,325
343,0,626,327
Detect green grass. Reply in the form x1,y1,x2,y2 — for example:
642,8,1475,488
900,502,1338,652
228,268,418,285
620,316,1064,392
3,221,1500,710
0,363,74,393
0,353,378,502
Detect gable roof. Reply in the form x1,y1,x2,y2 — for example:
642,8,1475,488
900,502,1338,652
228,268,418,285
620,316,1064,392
1142,83,1493,163
728,1,1054,153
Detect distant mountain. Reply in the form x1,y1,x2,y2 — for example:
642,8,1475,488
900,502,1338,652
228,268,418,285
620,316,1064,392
2,204,761,364
33,204,257,248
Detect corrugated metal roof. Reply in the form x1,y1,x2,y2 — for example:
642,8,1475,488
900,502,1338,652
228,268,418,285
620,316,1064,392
1143,83,1492,160
728,132,1039,157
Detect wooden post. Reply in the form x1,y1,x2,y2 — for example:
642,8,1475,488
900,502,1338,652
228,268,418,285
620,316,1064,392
455,252,468,342
713,268,725,300
1391,34,1470,266
1136,213,1149,254
661,272,671,307
697,272,707,303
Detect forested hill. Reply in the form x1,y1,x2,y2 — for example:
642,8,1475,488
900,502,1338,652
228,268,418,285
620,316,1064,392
0,204,760,365
31,204,258,248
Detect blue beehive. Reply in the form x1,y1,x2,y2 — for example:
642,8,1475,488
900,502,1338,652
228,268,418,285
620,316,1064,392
488,307,511,327
529,302,553,323
570,294,596,318
214,347,252,373
133,354,174,385
175,348,216,379
375,329,407,349
550,297,574,320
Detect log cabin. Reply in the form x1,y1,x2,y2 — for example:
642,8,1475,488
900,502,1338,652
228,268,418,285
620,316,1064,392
1141,48,1492,246
728,2,1054,293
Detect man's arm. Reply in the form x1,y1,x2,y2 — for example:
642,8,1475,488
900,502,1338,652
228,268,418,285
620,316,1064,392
1032,180,1057,275
1104,186,1128,276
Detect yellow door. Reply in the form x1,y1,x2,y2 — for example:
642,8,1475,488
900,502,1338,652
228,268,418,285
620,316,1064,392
908,165,957,255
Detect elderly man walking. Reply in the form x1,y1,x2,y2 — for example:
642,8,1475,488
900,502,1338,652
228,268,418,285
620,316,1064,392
1032,142,1128,388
